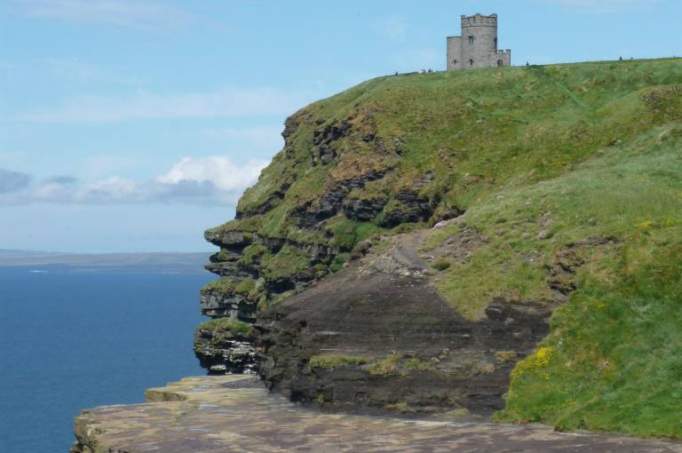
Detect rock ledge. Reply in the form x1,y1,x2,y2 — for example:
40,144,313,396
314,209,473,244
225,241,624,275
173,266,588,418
71,376,682,453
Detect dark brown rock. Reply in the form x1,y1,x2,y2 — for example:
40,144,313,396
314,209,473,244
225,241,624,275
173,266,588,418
256,259,556,416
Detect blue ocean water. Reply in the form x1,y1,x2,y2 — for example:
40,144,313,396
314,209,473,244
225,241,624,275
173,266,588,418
0,267,211,452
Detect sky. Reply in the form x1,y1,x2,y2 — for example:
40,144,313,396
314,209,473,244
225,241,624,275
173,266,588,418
0,0,679,253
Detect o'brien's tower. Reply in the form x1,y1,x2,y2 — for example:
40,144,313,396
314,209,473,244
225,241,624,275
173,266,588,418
447,13,511,71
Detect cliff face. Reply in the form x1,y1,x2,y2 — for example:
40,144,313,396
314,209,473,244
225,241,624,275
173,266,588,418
198,59,682,438
256,231,618,415
256,230,552,415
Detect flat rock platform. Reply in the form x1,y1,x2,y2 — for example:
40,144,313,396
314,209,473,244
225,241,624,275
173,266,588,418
71,375,682,452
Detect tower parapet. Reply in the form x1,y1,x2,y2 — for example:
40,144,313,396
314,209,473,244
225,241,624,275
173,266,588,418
461,13,497,28
447,13,511,71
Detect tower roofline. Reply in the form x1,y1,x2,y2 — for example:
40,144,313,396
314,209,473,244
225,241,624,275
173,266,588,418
460,13,498,19
460,13,498,28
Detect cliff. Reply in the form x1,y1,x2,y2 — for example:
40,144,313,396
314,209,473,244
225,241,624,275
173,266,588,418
197,58,682,438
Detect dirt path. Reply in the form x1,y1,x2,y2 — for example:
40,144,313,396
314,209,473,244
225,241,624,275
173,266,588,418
72,376,682,453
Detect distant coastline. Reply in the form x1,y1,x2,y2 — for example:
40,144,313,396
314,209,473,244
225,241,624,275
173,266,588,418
0,250,209,274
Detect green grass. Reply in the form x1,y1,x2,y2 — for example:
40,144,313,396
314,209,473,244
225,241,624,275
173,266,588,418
240,244,268,266
497,230,682,438
325,216,381,251
260,244,311,280
433,127,682,436
196,318,253,337
308,354,369,369
202,277,257,297
211,58,682,257
429,125,682,320
367,353,436,376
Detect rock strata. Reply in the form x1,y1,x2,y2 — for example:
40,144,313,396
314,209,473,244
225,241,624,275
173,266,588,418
194,109,445,374
256,232,551,415
194,321,257,374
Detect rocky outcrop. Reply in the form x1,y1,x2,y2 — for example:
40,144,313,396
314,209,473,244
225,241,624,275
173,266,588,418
195,113,442,375
378,189,435,227
343,194,388,221
256,231,559,415
194,321,257,374
292,169,390,229
255,228,619,415
200,285,258,320
196,229,341,374
311,119,351,165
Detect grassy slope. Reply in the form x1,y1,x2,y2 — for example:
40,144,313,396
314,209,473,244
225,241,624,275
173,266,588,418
433,127,682,437
215,58,682,247
216,58,682,437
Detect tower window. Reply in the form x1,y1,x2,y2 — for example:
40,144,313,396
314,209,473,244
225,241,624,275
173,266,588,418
469,59,474,66
497,59,503,67
494,38,498,49
468,35,474,45
453,59,458,65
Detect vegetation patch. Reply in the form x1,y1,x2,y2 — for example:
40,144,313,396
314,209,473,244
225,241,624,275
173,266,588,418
196,318,253,338
432,259,451,271
308,354,369,369
367,353,436,376
499,229,682,438
202,277,257,298
260,245,311,281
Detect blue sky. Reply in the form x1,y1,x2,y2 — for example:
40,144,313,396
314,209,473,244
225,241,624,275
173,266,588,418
0,0,678,252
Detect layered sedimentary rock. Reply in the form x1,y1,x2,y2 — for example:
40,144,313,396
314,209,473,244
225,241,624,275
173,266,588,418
255,229,611,415
195,101,449,374
194,319,257,374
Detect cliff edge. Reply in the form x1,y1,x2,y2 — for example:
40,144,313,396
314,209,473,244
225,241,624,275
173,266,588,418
197,59,682,438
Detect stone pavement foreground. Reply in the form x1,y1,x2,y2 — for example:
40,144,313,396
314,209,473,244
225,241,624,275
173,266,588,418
71,375,682,453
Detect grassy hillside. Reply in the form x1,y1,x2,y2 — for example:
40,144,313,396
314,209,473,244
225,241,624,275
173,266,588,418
428,124,682,437
208,58,682,437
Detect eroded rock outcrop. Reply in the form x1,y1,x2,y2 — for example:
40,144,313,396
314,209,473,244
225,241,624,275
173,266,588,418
195,111,446,374
255,231,553,415
194,319,257,374
255,226,619,415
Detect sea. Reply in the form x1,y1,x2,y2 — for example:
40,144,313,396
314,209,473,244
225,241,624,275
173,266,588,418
0,266,212,452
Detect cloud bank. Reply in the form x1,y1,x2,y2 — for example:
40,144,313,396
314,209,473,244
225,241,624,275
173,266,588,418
0,157,268,206
0,169,32,193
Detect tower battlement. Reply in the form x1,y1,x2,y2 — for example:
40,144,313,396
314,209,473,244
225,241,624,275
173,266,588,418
461,14,498,28
447,13,511,71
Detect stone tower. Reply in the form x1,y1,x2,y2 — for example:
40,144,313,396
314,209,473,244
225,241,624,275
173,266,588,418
447,13,511,71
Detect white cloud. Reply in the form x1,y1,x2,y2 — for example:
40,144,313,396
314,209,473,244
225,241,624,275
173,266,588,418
0,156,268,206
15,88,307,124
12,0,193,29
80,176,139,202
157,156,268,193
